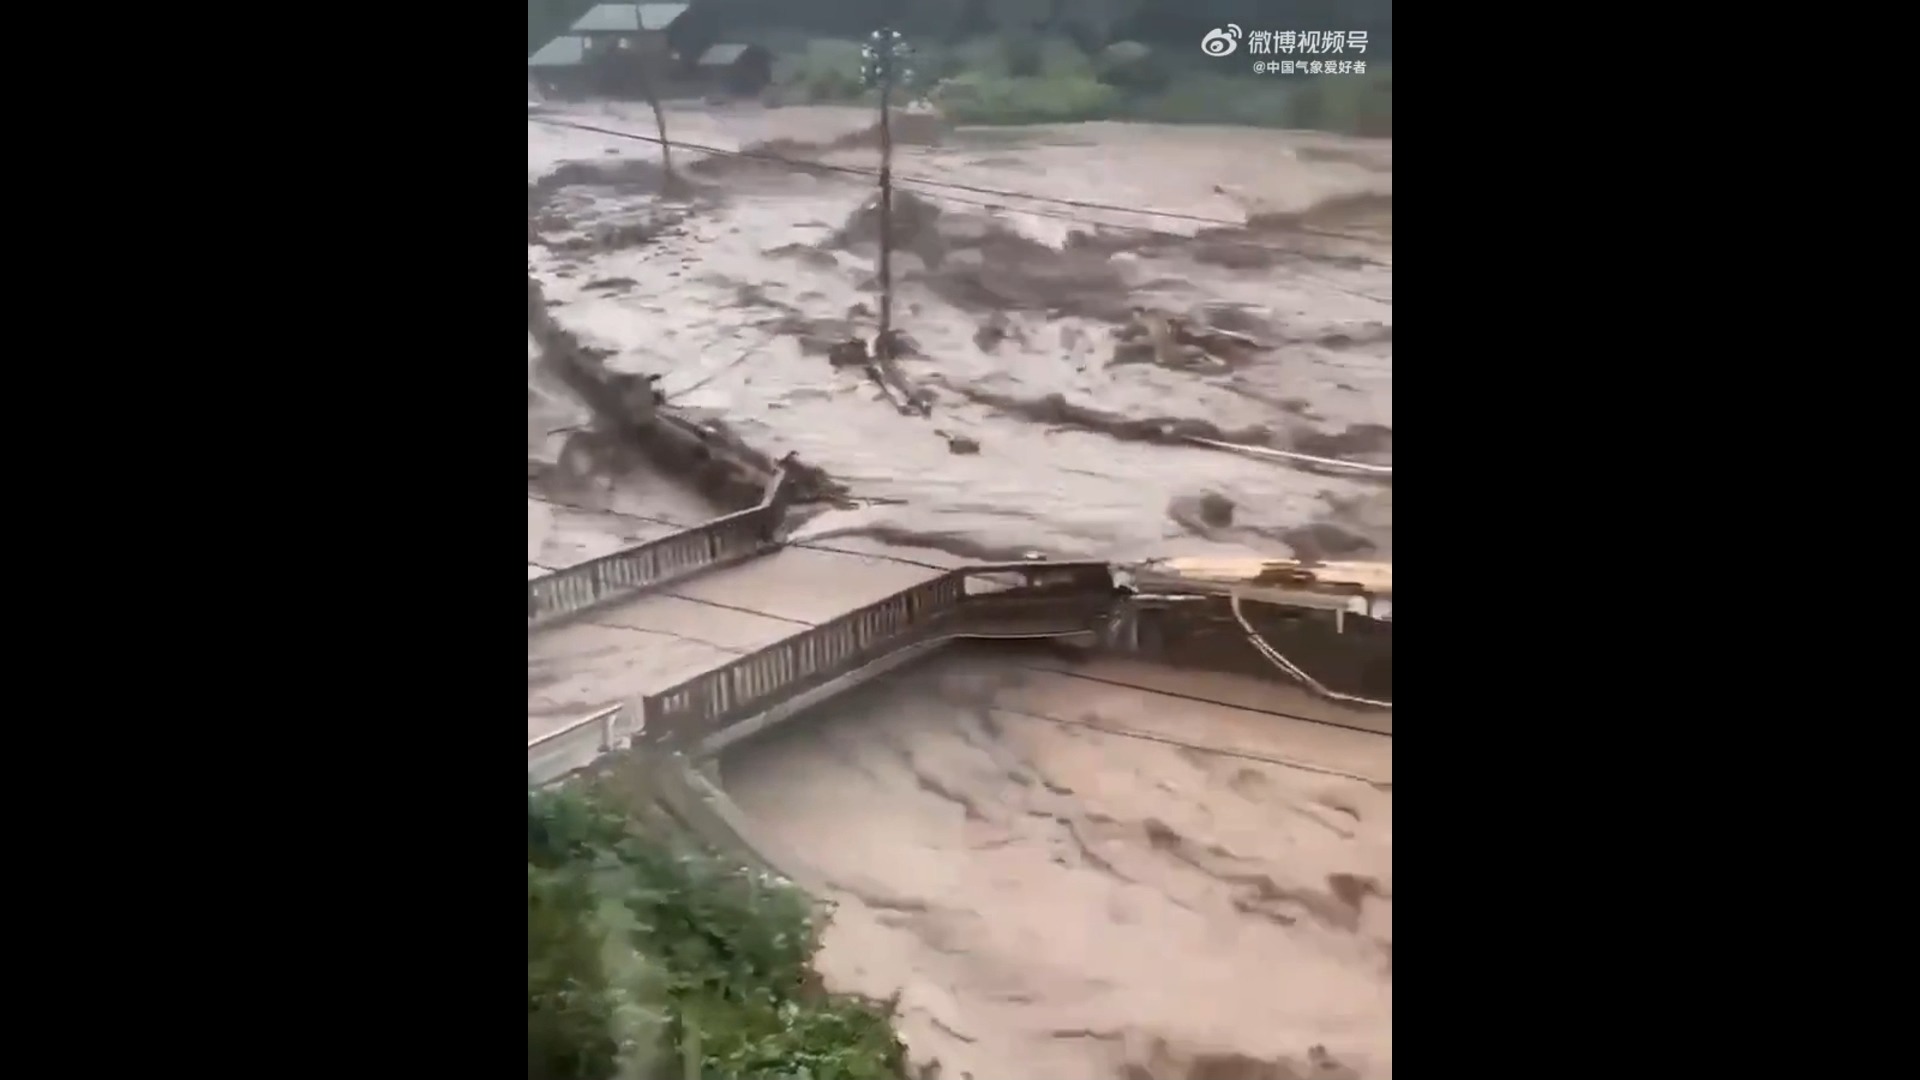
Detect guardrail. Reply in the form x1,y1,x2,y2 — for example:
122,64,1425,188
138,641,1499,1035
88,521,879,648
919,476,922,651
528,553,1394,785
527,464,794,629
640,561,1118,749
527,703,633,785
528,559,1116,782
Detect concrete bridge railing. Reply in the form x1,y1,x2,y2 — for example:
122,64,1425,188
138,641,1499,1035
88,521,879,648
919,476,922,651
527,464,794,630
643,561,1118,750
527,702,630,785
527,560,1120,783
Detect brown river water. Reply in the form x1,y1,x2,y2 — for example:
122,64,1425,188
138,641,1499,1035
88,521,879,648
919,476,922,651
528,101,1392,1080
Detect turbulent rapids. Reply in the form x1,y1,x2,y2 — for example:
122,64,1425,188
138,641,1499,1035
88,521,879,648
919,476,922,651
528,99,1392,1080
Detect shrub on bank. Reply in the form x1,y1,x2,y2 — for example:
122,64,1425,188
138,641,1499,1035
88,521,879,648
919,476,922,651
1291,61,1393,137
948,33,1092,80
527,786,911,1080
1095,40,1169,93
770,38,871,103
759,35,1391,137
932,71,1121,124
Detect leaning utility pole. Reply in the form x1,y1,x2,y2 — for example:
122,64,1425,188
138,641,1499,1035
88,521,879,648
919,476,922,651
632,1,676,190
860,26,912,359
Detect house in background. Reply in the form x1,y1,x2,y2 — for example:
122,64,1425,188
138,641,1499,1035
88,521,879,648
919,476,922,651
571,3,692,67
527,35,588,97
689,43,772,97
528,3,694,100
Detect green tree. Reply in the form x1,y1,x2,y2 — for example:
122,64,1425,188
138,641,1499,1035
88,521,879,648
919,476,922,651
527,786,912,1080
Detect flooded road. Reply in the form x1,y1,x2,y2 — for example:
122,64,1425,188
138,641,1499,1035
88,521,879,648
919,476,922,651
527,100,1393,1079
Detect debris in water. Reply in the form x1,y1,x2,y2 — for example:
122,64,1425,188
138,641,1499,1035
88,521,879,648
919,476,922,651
1114,306,1272,370
827,338,870,369
875,328,918,359
1198,491,1236,528
973,311,1025,353
938,431,981,455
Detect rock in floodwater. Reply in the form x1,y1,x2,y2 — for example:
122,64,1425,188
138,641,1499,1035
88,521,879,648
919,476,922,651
974,312,1013,352
944,434,981,455
827,338,870,368
875,328,919,359
1198,491,1236,528
1280,521,1374,563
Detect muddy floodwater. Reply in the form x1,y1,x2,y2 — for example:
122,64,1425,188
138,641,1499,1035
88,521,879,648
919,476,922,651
724,654,1391,1080
528,101,1393,1079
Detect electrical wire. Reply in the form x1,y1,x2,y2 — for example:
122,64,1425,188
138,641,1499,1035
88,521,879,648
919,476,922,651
529,514,1391,757
526,491,959,573
1231,592,1393,710
532,115,1244,227
526,119,1394,731
529,114,1390,253
1009,660,1390,739
986,702,1390,787
527,497,1396,717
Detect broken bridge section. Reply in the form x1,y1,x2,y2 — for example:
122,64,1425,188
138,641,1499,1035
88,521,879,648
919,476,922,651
524,441,1389,788
528,550,1121,784
528,544,956,743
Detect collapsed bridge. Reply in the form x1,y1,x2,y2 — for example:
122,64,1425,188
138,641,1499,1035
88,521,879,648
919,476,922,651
527,279,1390,867
527,455,1391,785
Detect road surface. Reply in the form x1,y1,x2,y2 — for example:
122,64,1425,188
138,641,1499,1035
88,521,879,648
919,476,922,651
526,543,956,741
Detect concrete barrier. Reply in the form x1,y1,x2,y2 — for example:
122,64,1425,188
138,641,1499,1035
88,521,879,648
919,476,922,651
527,493,784,629
526,555,1389,890
641,561,1117,749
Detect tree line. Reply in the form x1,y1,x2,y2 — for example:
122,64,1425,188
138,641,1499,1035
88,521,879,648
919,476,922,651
530,0,1392,58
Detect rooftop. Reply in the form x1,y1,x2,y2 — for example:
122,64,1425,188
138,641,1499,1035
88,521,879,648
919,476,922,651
568,3,689,34
527,35,587,69
697,43,756,66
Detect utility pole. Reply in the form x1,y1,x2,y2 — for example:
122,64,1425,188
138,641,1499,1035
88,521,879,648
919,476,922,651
860,26,912,360
632,1,676,191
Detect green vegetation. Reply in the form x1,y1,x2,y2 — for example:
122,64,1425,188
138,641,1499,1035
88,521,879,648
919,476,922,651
769,38,874,104
528,785,911,1080
526,0,1391,137
765,32,1391,136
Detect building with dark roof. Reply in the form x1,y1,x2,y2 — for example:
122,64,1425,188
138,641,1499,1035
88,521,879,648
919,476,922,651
691,43,773,96
527,4,775,101
528,3,694,98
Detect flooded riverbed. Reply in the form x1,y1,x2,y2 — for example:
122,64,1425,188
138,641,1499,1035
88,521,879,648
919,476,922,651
529,101,1391,563
527,100,1393,1079
722,653,1392,1080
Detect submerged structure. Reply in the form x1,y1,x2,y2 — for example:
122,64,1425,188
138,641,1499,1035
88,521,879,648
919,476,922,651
528,273,1391,791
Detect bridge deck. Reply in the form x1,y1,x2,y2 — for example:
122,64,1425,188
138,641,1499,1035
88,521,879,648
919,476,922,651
528,545,949,741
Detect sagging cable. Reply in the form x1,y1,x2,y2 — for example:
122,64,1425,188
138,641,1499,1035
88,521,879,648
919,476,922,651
1229,592,1393,710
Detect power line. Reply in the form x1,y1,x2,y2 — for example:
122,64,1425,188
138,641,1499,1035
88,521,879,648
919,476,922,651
988,702,1390,787
824,655,1389,782
525,492,962,573
1009,661,1391,740
531,115,1248,228
530,114,1391,284
529,500,1390,778
530,114,1386,247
